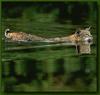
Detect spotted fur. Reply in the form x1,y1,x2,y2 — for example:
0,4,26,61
5,29,45,42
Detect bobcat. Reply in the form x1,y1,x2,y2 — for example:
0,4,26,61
4,27,93,54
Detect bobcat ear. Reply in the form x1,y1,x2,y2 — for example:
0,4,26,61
85,26,91,31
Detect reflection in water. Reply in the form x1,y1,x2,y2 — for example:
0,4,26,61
2,49,96,92
66,55,95,87
54,58,65,75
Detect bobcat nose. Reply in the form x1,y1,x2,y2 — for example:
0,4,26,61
88,39,92,43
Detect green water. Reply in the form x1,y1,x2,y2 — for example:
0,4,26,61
1,19,97,92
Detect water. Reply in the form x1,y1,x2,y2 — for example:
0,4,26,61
1,19,97,92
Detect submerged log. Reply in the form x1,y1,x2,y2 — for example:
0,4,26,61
4,42,75,51
4,37,93,54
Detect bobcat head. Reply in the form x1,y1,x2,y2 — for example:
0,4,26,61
75,27,93,45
